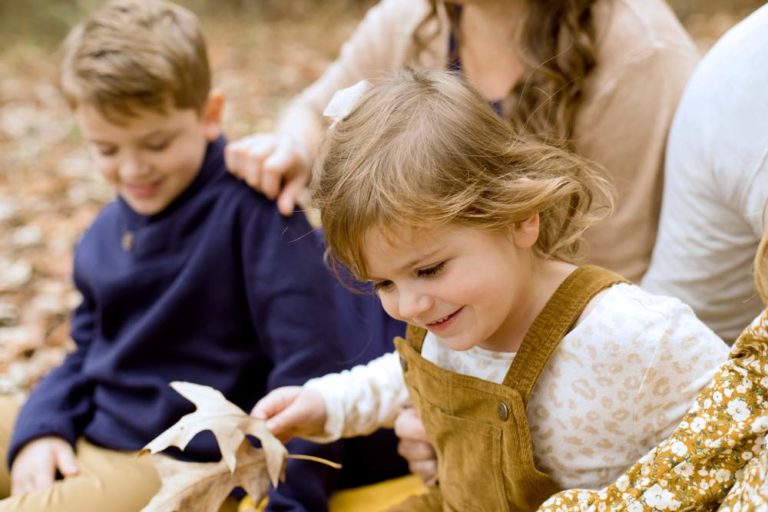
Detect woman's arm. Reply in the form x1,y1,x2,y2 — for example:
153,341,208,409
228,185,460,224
225,0,437,215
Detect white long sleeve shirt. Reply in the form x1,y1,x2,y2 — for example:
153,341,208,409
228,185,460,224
306,284,728,489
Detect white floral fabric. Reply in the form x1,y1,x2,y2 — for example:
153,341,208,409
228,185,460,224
538,308,768,511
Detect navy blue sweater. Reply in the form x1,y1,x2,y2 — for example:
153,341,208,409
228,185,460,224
8,137,406,510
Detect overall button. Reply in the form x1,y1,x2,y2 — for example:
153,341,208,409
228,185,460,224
399,356,408,372
497,401,510,421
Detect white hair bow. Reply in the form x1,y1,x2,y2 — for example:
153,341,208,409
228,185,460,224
323,80,372,126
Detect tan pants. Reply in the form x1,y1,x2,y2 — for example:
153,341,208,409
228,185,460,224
0,396,238,512
240,475,427,512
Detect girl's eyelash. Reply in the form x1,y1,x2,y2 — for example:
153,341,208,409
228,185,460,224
373,280,394,291
372,262,446,290
417,261,446,278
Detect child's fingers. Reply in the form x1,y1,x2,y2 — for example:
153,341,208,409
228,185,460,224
394,406,438,483
11,443,52,495
397,438,435,461
394,406,429,443
251,386,323,440
30,471,55,493
408,459,438,485
10,437,78,495
10,475,29,496
263,402,310,439
251,386,302,420
11,462,54,495
53,443,79,477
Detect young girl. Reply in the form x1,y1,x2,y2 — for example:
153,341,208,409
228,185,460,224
252,69,728,511
538,234,768,510
232,0,699,484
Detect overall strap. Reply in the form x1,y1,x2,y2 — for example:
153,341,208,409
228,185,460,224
502,265,627,402
406,323,428,352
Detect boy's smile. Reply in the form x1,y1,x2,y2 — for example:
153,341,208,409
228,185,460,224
362,222,543,353
75,95,223,216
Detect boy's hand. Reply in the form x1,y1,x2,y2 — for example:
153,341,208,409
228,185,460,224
10,436,79,495
394,407,438,485
250,386,327,442
225,133,312,216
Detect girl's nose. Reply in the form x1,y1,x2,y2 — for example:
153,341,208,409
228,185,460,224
398,288,433,321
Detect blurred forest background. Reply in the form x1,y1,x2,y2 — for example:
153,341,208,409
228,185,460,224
0,0,765,399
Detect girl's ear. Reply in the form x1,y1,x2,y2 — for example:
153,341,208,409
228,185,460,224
201,90,225,141
511,213,540,249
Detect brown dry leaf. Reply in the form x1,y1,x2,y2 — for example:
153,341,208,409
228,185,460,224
142,381,287,485
141,439,272,512
142,382,342,512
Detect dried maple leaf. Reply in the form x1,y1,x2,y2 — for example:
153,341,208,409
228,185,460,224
141,381,341,512
141,439,272,512
142,381,286,485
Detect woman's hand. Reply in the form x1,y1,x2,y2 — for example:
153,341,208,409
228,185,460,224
11,436,79,495
251,386,328,442
225,133,312,216
394,406,438,484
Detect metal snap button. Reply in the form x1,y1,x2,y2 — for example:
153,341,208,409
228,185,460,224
399,356,408,372
121,232,134,251
497,401,510,421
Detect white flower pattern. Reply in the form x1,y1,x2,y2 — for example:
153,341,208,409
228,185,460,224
727,399,750,422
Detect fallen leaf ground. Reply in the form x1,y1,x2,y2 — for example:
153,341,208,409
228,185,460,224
0,0,763,399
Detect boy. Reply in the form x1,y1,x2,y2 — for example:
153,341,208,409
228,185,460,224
0,1,405,511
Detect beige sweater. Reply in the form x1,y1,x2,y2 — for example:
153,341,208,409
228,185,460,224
281,0,699,282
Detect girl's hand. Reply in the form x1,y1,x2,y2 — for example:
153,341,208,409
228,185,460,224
225,133,312,216
10,436,79,495
251,386,327,442
394,406,438,485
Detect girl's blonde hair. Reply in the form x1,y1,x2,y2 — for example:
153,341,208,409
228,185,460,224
312,69,613,280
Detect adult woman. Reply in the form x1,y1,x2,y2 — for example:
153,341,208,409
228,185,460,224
227,0,696,283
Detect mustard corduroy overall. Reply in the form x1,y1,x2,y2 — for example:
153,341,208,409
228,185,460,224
389,266,626,511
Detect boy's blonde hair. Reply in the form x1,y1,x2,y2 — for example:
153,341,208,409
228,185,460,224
59,0,210,119
312,68,613,280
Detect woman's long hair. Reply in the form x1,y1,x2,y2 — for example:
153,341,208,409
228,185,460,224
415,0,598,145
